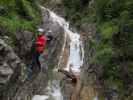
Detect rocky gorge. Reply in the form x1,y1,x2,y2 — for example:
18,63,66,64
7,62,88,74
0,0,133,100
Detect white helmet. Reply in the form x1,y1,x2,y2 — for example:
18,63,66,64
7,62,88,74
38,28,44,32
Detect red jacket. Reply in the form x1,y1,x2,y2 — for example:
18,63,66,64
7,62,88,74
35,34,46,53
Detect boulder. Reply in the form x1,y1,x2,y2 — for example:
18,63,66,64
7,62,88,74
0,39,26,93
15,30,34,60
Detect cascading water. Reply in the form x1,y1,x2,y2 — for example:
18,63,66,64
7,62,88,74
64,30,84,73
32,6,84,100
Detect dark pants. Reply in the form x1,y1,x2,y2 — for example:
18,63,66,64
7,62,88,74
27,51,41,80
33,51,41,70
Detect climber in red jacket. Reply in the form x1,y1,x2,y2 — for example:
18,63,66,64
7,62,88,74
34,28,46,70
27,28,46,80
36,28,46,53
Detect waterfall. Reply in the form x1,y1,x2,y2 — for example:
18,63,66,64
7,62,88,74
32,6,84,100
65,29,84,73
44,7,84,73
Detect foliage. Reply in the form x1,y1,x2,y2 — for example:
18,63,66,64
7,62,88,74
0,0,41,46
62,0,133,98
93,0,133,87
63,0,93,26
94,0,133,98
0,0,41,34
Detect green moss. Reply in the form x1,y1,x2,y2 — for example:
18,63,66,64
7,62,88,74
98,22,119,40
0,16,34,32
127,62,133,77
0,0,42,47
22,0,41,22
0,0,15,6
95,48,113,64
63,0,92,26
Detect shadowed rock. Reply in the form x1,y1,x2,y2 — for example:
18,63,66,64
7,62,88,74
0,39,26,92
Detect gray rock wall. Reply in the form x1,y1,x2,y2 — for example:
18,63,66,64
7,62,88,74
0,38,27,98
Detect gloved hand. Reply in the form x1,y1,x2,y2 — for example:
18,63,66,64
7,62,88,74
46,35,53,42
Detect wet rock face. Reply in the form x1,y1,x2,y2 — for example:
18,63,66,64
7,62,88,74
41,9,64,37
15,30,34,61
0,39,17,84
0,39,26,93
0,29,36,99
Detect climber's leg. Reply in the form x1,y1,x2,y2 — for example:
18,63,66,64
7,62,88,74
27,64,33,80
35,52,41,71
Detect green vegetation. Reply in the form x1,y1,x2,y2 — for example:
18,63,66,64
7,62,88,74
63,0,133,99
94,0,133,98
0,0,41,43
63,0,94,26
